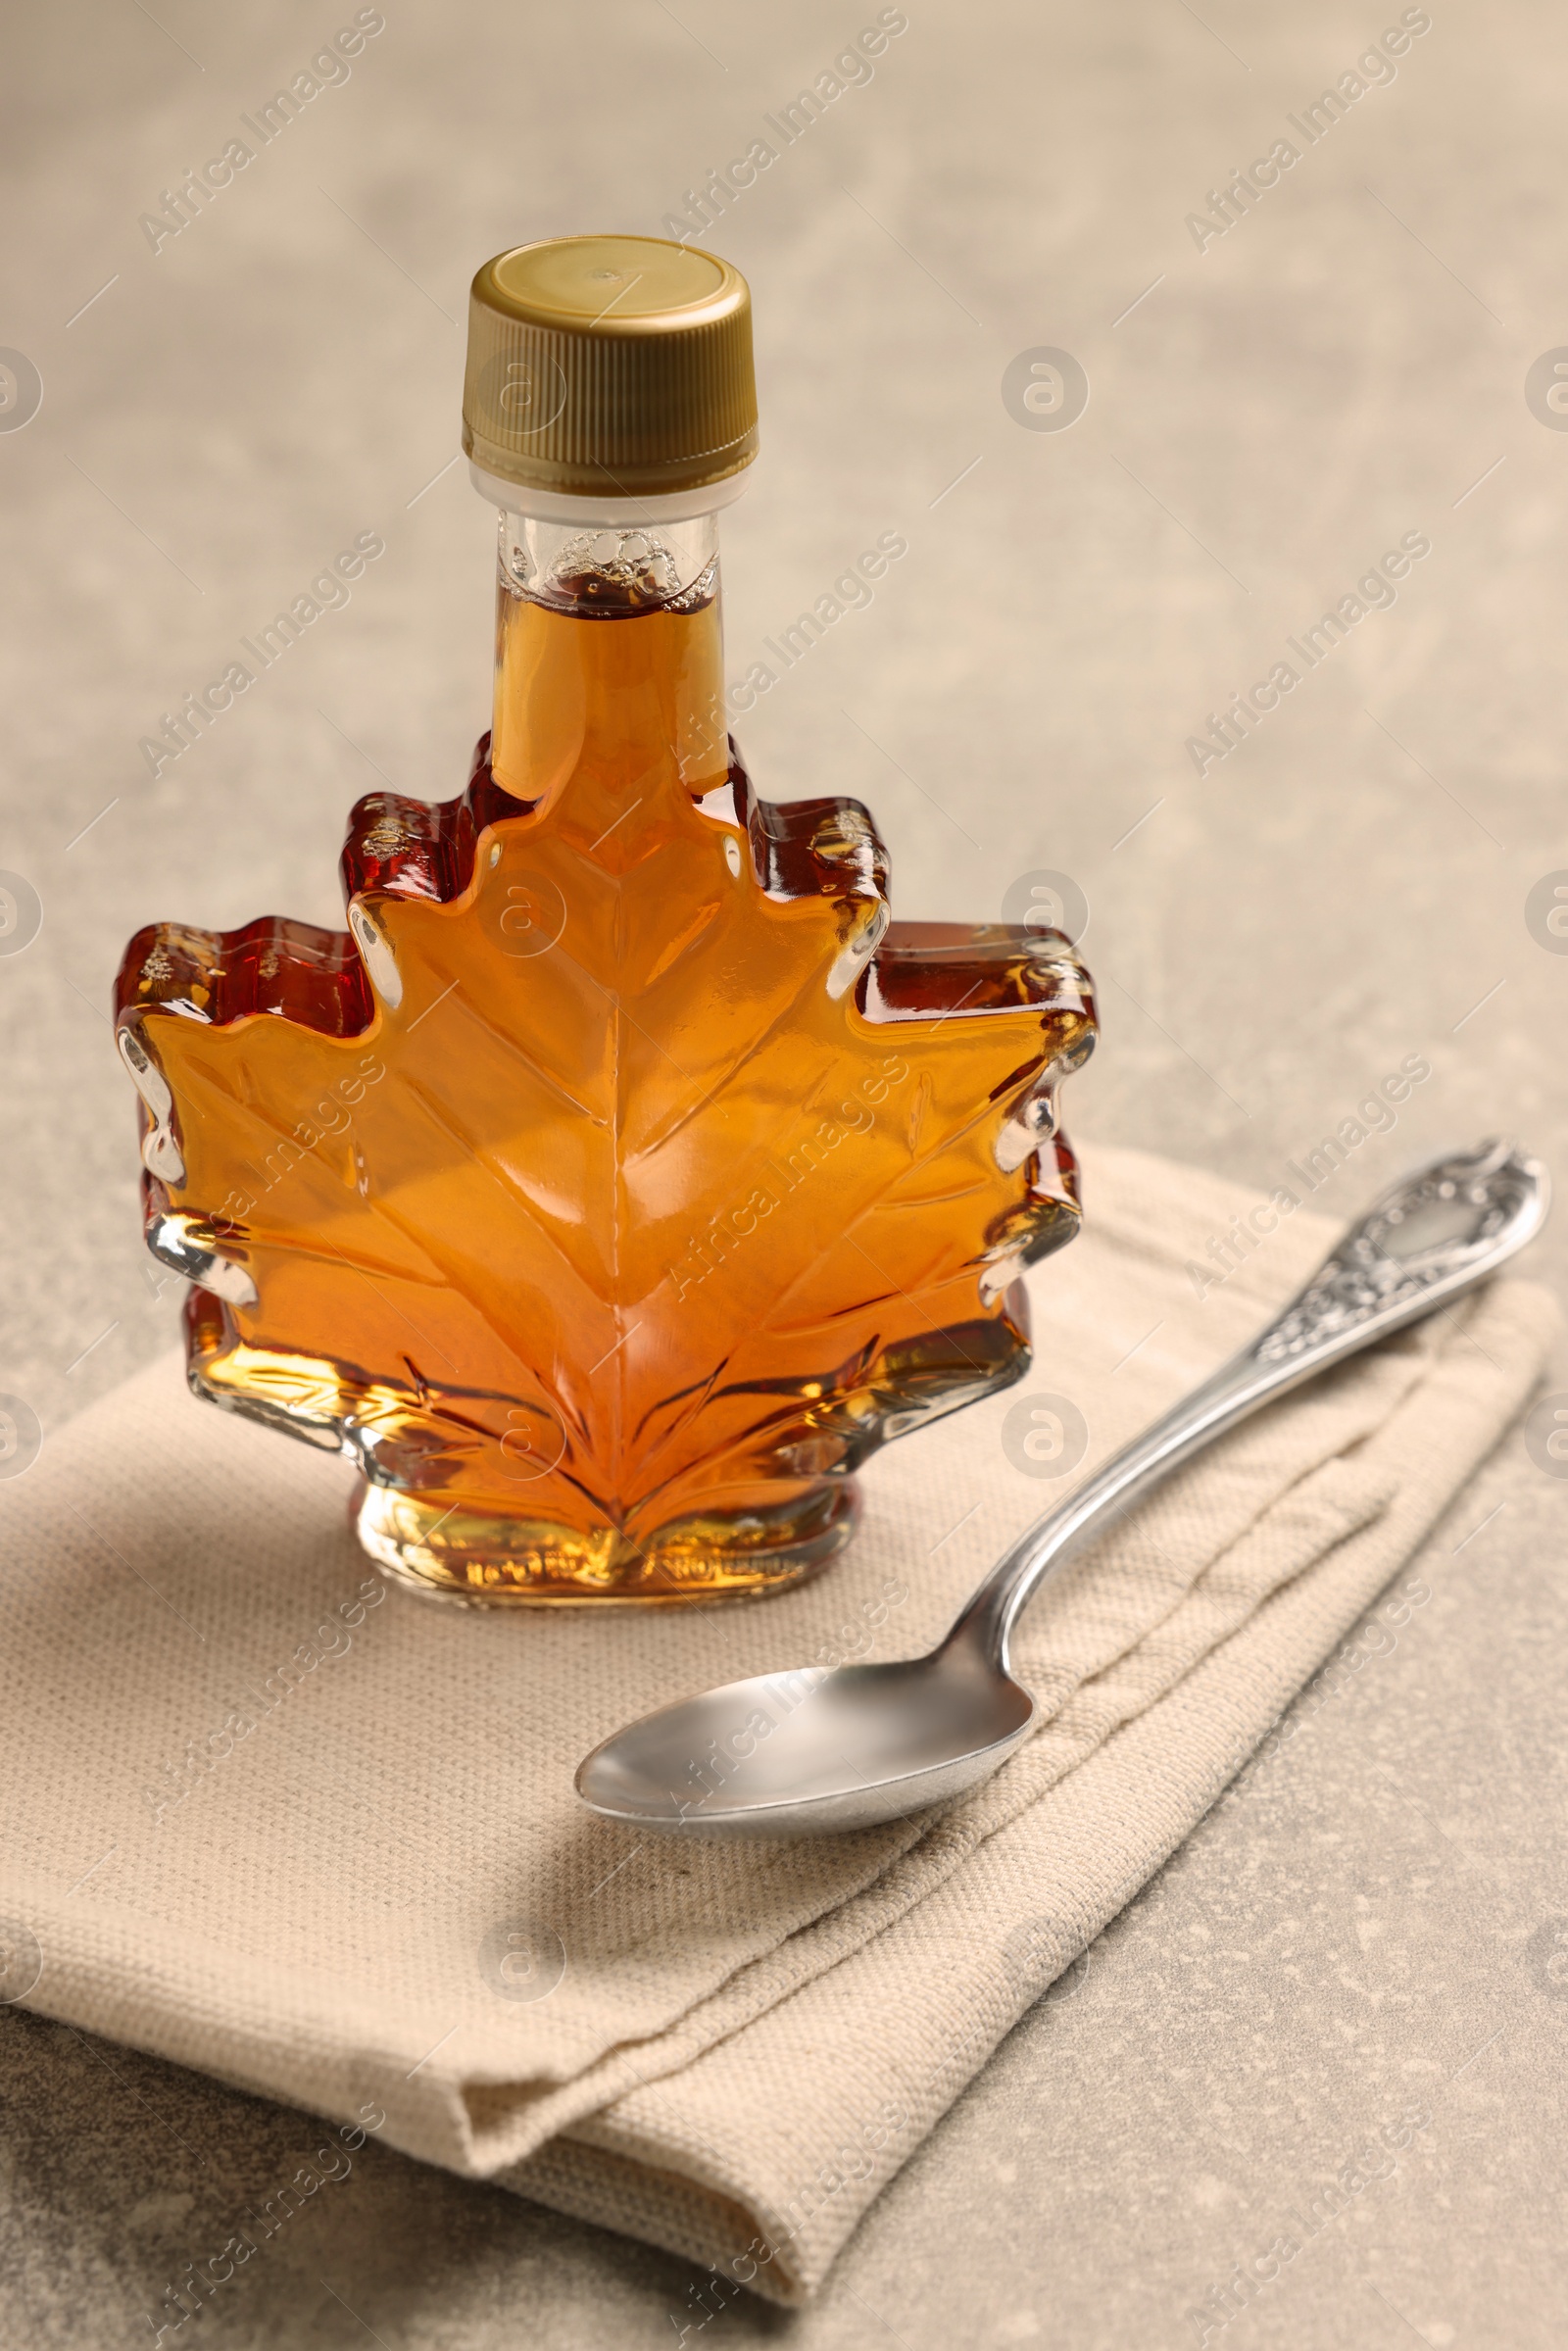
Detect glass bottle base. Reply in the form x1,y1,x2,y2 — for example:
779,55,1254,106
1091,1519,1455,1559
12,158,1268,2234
352,1477,860,1606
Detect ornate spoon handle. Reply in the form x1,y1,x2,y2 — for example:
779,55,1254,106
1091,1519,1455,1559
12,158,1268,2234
950,1140,1548,1667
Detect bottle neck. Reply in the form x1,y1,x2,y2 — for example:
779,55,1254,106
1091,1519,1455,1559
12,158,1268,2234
488,505,731,816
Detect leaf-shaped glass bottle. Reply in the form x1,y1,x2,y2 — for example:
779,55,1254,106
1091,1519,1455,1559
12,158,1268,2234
114,235,1096,1603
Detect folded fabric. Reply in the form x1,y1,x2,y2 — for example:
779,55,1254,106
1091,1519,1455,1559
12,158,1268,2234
0,1142,1553,2303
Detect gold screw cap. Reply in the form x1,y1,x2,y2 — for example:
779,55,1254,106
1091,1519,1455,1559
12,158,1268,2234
463,234,759,501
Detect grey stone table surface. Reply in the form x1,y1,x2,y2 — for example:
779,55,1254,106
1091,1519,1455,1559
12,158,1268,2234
3,0,1567,2342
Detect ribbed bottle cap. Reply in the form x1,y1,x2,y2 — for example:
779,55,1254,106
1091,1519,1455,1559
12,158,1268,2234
462,234,759,502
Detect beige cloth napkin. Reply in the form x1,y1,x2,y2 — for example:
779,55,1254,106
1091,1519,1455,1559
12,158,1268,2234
0,1143,1553,2303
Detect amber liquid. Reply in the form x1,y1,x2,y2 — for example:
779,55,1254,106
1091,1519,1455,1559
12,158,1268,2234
115,564,1095,1603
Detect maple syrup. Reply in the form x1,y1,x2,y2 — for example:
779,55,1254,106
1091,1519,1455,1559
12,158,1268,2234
114,236,1096,1604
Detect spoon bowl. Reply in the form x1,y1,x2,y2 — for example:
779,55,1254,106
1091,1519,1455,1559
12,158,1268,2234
575,1643,1036,1837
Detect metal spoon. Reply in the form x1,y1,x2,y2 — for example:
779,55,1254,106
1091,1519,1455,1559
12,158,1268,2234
575,1140,1546,1839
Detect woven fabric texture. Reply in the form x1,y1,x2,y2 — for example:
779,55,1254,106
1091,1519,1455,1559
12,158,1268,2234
0,1142,1552,2303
